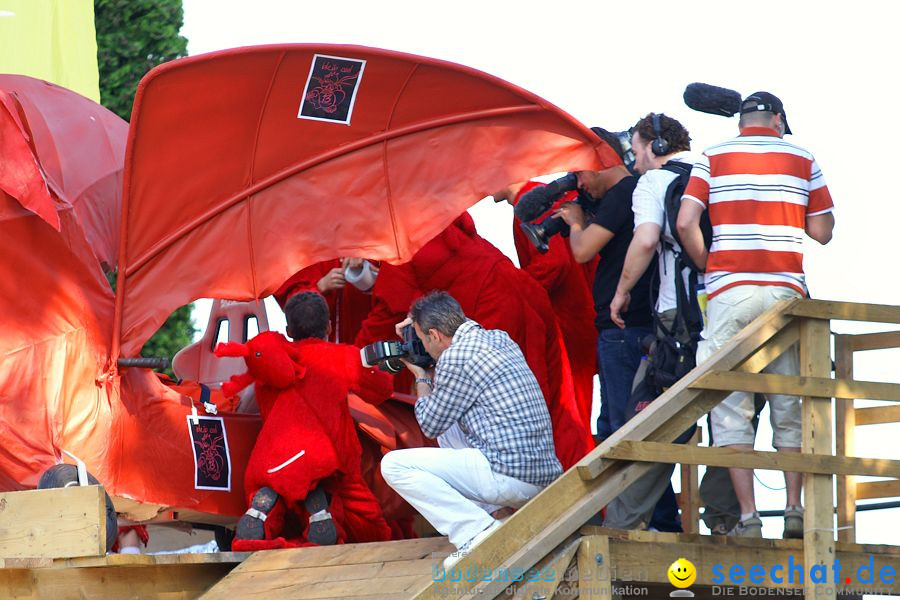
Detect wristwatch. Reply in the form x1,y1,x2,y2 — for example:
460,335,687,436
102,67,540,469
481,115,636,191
415,377,433,389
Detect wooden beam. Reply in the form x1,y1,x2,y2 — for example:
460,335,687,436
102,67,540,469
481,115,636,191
508,537,579,600
577,298,799,481
848,329,900,352
834,334,856,544
599,440,900,478
679,428,702,535
799,317,836,600
787,299,900,324
577,535,611,599
0,552,245,600
855,404,900,426
856,479,900,500
736,320,800,373
692,371,900,403
576,526,900,593
0,485,106,559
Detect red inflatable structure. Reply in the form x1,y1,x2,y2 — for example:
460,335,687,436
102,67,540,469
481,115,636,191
0,45,618,518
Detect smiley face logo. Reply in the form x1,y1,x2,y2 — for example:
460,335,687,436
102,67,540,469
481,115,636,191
668,558,696,588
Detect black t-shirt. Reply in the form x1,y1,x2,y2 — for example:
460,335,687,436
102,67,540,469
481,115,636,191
587,176,656,331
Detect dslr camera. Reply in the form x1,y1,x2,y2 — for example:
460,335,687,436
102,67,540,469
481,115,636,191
360,324,435,374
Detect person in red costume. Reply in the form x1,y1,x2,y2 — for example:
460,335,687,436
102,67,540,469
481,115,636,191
493,183,598,429
355,213,593,469
219,292,393,550
274,258,377,344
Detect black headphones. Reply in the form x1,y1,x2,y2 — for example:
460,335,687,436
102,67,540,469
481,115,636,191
651,113,669,156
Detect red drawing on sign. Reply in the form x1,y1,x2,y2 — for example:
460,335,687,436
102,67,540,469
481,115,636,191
305,63,359,114
194,431,225,481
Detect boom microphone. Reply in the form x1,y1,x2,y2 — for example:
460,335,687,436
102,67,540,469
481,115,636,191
512,173,578,223
683,82,742,117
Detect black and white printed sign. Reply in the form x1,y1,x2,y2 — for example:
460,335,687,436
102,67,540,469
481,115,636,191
298,54,366,125
186,415,232,491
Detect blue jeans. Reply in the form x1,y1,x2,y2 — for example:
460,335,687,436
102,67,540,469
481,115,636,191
595,326,652,442
595,325,682,532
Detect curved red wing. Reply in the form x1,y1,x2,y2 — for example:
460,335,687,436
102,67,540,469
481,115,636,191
117,44,620,355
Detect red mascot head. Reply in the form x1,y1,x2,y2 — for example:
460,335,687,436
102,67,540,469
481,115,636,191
214,331,306,397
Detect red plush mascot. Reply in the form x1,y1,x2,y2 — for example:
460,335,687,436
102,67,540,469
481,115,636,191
216,328,394,550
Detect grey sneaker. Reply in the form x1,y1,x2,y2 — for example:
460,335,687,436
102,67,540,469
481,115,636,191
783,506,803,539
728,513,763,538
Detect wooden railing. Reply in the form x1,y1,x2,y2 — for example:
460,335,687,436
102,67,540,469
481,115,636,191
412,299,900,600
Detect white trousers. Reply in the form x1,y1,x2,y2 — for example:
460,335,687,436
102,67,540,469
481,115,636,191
699,285,803,447
381,446,541,548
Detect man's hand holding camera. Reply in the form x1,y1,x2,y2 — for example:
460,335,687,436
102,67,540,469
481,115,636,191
394,317,435,397
553,201,587,229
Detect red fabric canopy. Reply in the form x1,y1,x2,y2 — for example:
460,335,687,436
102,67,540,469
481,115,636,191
115,44,620,356
0,75,128,270
0,76,123,489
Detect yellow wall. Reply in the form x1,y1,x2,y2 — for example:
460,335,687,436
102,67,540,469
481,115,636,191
0,0,99,101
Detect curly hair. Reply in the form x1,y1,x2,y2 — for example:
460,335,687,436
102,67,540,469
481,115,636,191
284,291,330,340
631,113,691,154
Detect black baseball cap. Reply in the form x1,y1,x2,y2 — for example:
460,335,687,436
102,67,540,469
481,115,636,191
740,91,792,134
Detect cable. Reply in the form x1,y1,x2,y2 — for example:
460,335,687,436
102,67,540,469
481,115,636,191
753,472,785,492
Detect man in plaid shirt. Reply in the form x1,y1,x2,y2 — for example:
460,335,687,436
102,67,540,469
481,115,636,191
381,291,561,568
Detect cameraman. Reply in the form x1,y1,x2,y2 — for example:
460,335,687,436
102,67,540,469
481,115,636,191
381,291,561,569
555,166,655,443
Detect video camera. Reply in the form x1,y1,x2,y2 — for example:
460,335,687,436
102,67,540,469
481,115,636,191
360,324,435,374
514,173,596,254
515,128,635,254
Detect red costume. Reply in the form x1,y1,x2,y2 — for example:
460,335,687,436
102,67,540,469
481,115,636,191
512,183,599,429
356,214,594,469
216,331,393,550
274,260,373,344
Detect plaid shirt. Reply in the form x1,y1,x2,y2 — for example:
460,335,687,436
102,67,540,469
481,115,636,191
414,320,562,487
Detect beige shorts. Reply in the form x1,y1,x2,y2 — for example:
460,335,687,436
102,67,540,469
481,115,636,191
698,285,802,448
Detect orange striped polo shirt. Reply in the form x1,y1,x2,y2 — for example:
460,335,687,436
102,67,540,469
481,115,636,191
682,127,834,298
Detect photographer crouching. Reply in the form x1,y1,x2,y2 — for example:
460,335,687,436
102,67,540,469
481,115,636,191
380,291,562,570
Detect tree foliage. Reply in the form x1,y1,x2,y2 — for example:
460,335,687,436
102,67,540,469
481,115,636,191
95,0,189,121
96,1,194,370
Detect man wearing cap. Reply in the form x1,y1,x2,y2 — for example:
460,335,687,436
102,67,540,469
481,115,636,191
676,92,835,538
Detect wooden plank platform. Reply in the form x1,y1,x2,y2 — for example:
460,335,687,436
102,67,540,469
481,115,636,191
191,529,900,599
201,537,452,600
0,551,248,599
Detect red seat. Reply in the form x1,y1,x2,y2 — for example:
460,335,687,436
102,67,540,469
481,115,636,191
172,300,269,388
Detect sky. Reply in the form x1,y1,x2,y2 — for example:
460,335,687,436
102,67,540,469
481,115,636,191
181,0,900,579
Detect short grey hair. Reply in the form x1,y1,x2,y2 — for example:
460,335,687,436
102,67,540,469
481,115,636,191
410,291,467,337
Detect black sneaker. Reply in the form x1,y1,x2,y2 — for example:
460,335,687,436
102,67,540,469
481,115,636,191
235,486,279,540
304,485,337,546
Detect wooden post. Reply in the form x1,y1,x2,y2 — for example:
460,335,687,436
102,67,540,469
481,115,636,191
799,318,835,600
577,535,612,599
834,334,856,544
679,427,701,534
